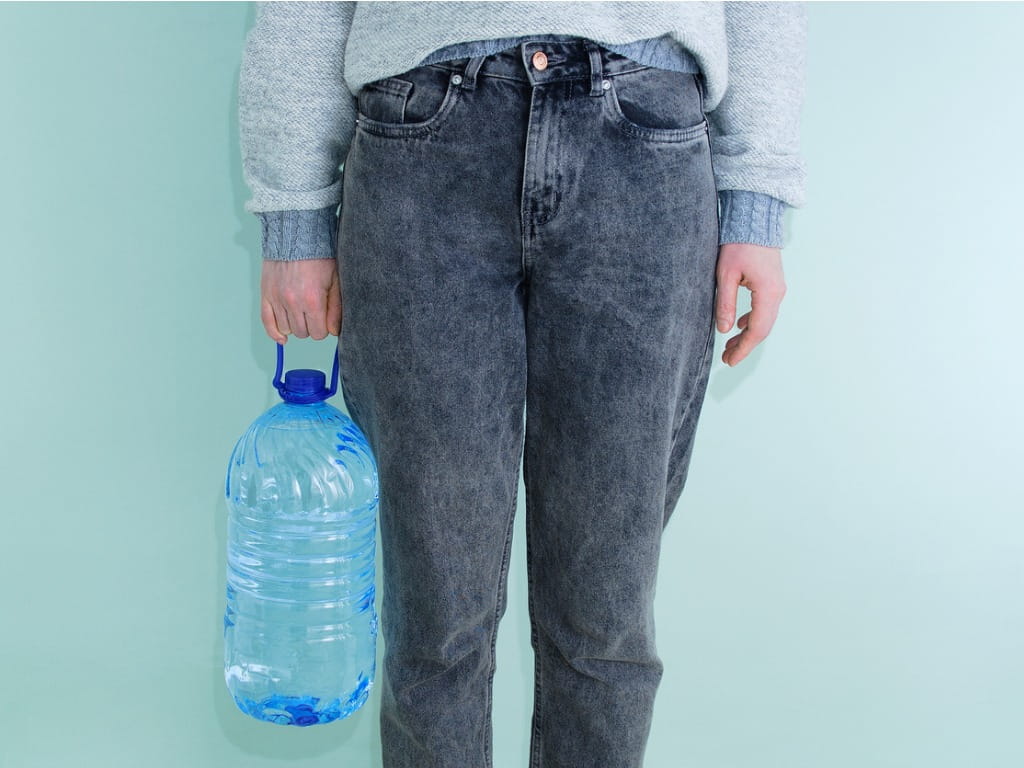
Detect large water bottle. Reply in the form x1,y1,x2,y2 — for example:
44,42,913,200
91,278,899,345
223,340,379,726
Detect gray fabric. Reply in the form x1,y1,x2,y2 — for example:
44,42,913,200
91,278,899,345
257,205,338,262
239,2,808,235
719,188,786,246
334,42,719,765
255,25,790,257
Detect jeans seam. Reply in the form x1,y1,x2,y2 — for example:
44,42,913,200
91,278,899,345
483,434,523,768
520,87,538,274
669,311,715,453
524,446,545,768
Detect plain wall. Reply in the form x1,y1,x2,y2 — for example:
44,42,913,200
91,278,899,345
1,2,1020,766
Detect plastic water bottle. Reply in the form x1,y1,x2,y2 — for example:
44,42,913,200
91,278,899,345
223,340,379,726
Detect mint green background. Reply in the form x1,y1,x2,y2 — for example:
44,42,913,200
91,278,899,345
1,2,1020,766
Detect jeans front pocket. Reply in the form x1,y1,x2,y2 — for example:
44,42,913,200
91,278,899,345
602,65,708,144
355,63,463,139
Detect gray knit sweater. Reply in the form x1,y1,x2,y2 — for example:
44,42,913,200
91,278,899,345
239,1,808,259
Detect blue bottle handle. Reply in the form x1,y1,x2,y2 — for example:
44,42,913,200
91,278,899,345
272,338,341,401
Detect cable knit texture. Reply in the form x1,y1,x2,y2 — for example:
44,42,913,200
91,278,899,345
719,189,786,247
259,206,339,262
239,2,807,258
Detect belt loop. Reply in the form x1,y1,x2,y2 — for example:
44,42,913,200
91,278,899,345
583,39,604,97
459,55,486,90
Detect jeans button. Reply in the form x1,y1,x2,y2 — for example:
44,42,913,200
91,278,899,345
531,50,548,70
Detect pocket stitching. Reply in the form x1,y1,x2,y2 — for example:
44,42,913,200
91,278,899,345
603,72,709,144
357,77,413,123
356,75,461,139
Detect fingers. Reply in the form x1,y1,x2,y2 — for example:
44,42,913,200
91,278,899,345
302,266,339,340
327,267,343,337
260,259,341,345
276,304,301,340
715,261,740,333
302,304,325,341
715,243,786,367
296,312,316,340
261,298,287,346
721,280,784,367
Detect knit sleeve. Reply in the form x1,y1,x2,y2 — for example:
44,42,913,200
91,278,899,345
707,1,808,243
239,1,357,259
717,189,787,248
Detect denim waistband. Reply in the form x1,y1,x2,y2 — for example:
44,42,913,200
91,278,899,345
422,35,667,92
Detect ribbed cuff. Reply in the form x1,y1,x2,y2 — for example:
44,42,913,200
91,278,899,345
258,205,339,261
718,190,786,248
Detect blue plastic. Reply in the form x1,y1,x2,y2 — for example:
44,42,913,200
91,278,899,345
224,339,379,726
273,342,339,403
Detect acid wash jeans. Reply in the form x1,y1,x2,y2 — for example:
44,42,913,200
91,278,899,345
337,35,719,768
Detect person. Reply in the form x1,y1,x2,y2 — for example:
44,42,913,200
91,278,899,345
239,2,807,766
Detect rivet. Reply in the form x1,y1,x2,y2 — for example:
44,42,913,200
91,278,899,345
602,79,611,90
451,74,463,85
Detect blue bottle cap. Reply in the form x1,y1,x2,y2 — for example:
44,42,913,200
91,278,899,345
281,369,329,403
272,342,340,404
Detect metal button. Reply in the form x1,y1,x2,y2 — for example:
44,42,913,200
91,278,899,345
451,74,462,85
531,50,548,70
602,79,611,90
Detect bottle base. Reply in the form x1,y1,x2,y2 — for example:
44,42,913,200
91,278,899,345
231,676,372,726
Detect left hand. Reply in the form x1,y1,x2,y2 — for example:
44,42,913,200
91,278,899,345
714,243,787,367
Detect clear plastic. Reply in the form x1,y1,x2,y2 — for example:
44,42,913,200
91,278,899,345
224,399,379,726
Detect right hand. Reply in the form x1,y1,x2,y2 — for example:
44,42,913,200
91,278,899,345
260,258,342,344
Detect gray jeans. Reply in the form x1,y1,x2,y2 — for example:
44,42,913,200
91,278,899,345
337,35,719,768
